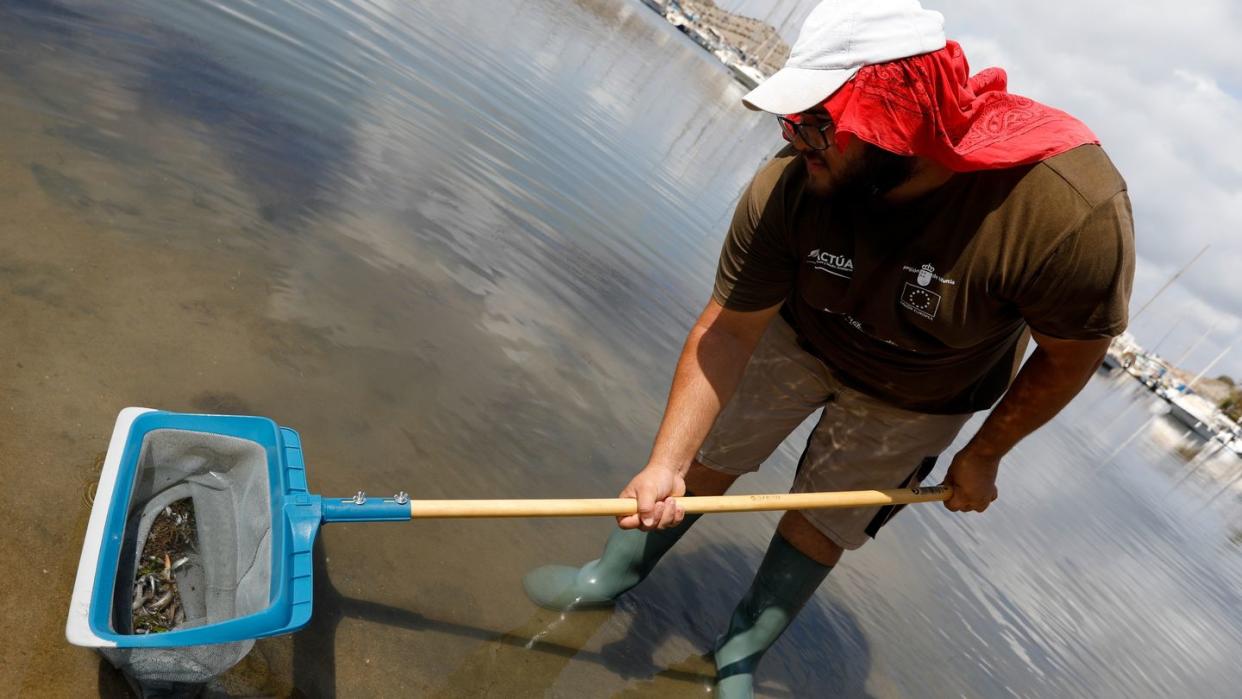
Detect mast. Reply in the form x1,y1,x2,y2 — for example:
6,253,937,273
1150,314,1187,356
1173,318,1220,368
1187,345,1231,392
1131,244,1210,322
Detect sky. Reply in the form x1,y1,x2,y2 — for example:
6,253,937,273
717,0,1242,381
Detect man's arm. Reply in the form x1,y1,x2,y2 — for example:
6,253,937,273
618,299,782,530
943,331,1111,512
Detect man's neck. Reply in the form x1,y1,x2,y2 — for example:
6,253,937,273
883,157,954,204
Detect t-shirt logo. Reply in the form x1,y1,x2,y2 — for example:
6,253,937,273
806,249,854,279
900,263,952,320
901,283,941,319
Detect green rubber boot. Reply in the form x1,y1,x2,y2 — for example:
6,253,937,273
523,509,702,610
713,532,833,699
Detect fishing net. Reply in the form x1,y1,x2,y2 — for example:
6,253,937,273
99,429,272,693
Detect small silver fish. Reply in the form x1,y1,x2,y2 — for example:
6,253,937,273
150,590,174,612
131,586,153,612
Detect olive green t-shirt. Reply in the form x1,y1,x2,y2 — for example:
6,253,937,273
713,144,1135,414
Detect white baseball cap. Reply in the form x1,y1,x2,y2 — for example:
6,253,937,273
742,0,947,114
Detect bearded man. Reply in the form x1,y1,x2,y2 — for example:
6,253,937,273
525,0,1134,695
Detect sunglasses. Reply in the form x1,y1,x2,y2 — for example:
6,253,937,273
777,115,834,151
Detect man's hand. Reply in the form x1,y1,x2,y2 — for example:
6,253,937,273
617,464,687,531
941,447,1000,513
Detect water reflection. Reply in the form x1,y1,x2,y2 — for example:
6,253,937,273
3,0,360,231
139,43,355,228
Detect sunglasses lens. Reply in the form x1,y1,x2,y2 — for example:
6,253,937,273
777,117,830,150
778,118,796,142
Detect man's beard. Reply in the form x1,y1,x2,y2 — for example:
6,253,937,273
806,143,918,203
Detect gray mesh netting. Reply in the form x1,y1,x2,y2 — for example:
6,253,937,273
100,429,272,694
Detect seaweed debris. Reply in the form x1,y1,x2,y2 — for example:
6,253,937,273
131,498,196,634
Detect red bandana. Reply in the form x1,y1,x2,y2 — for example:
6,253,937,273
821,41,1098,172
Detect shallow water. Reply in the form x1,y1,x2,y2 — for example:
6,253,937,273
3,0,1241,696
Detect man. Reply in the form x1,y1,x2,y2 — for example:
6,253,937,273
525,0,1134,695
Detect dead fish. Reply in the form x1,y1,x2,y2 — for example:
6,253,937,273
172,557,189,571
131,586,154,612
150,590,174,612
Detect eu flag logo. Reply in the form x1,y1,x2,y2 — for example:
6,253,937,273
900,282,941,320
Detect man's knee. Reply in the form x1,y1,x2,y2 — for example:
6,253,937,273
777,510,845,567
686,460,740,496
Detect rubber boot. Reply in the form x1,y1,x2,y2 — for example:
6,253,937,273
523,508,702,610
713,532,833,699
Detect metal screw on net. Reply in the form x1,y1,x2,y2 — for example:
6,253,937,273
394,491,410,505
351,491,367,505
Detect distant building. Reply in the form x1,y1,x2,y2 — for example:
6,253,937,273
679,0,789,76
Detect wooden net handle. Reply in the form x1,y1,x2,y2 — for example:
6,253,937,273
406,485,951,518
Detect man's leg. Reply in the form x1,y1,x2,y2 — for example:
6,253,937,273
711,511,840,698
523,461,737,610
713,388,973,696
685,459,741,496
776,510,844,566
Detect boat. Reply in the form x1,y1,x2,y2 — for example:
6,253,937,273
1101,352,1122,370
664,8,689,29
725,60,765,89
1165,391,1236,445
1166,393,1217,439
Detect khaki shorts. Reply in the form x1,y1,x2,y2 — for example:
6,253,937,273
697,315,973,550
